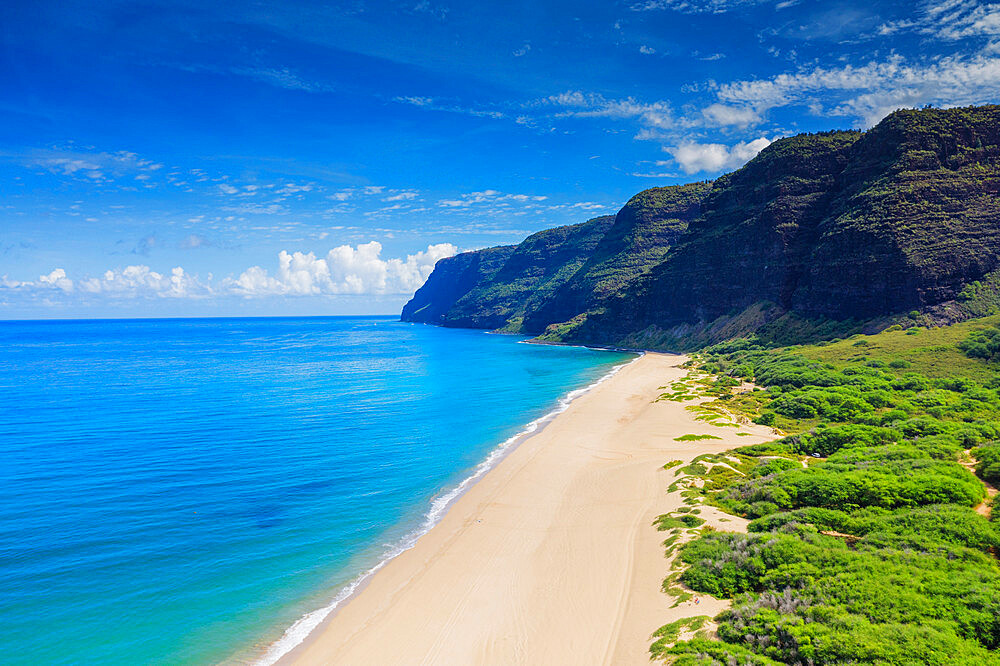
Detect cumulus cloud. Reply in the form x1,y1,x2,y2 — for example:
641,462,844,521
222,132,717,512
4,265,202,299
38,268,74,292
229,242,457,296
1,242,457,304
666,137,772,174
79,265,206,298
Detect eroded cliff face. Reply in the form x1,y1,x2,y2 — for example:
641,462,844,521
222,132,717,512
795,108,1000,318
402,105,1000,349
521,182,710,334
401,245,515,324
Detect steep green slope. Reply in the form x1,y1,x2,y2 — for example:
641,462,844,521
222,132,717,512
400,244,515,323
440,215,615,330
403,105,1000,350
404,183,709,333
402,216,615,330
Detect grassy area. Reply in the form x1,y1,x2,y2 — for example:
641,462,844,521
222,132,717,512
796,314,1000,381
652,315,1000,665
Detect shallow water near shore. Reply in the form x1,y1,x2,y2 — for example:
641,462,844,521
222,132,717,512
0,316,632,665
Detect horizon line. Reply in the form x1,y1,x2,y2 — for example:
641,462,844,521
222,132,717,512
0,313,401,323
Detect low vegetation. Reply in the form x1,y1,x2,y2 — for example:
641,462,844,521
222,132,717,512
654,317,1000,665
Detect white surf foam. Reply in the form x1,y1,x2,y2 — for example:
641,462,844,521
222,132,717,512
253,351,641,665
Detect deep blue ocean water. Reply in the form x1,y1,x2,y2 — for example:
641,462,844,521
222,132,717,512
0,316,633,665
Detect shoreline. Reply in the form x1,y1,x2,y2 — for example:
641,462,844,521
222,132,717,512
254,352,641,665
274,352,776,665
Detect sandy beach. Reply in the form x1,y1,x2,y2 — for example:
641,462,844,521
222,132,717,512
281,352,775,665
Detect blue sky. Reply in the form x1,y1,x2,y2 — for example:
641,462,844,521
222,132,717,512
3,0,1000,317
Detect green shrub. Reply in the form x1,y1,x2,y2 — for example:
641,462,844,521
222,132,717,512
755,411,776,426
791,424,901,456
973,442,1000,483
663,333,1000,662
960,326,1000,362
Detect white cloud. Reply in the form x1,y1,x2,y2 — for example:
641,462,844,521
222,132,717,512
21,149,164,183
394,96,505,119
383,190,420,201
701,103,761,128
230,242,457,296
630,170,678,178
396,95,433,107
171,64,336,93
79,265,206,298
275,182,314,194
632,0,769,12
543,90,673,129
437,190,548,208
878,0,1000,40
714,54,1000,127
328,189,354,201
3,265,205,299
38,268,74,292
412,0,449,19
667,137,772,174
639,45,656,54
2,242,458,304
180,234,208,249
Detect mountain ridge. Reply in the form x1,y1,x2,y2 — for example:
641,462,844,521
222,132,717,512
402,105,1000,350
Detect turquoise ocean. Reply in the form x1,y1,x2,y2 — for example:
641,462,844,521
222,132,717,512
0,316,633,664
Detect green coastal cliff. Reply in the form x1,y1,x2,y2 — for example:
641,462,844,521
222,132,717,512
402,105,1000,349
